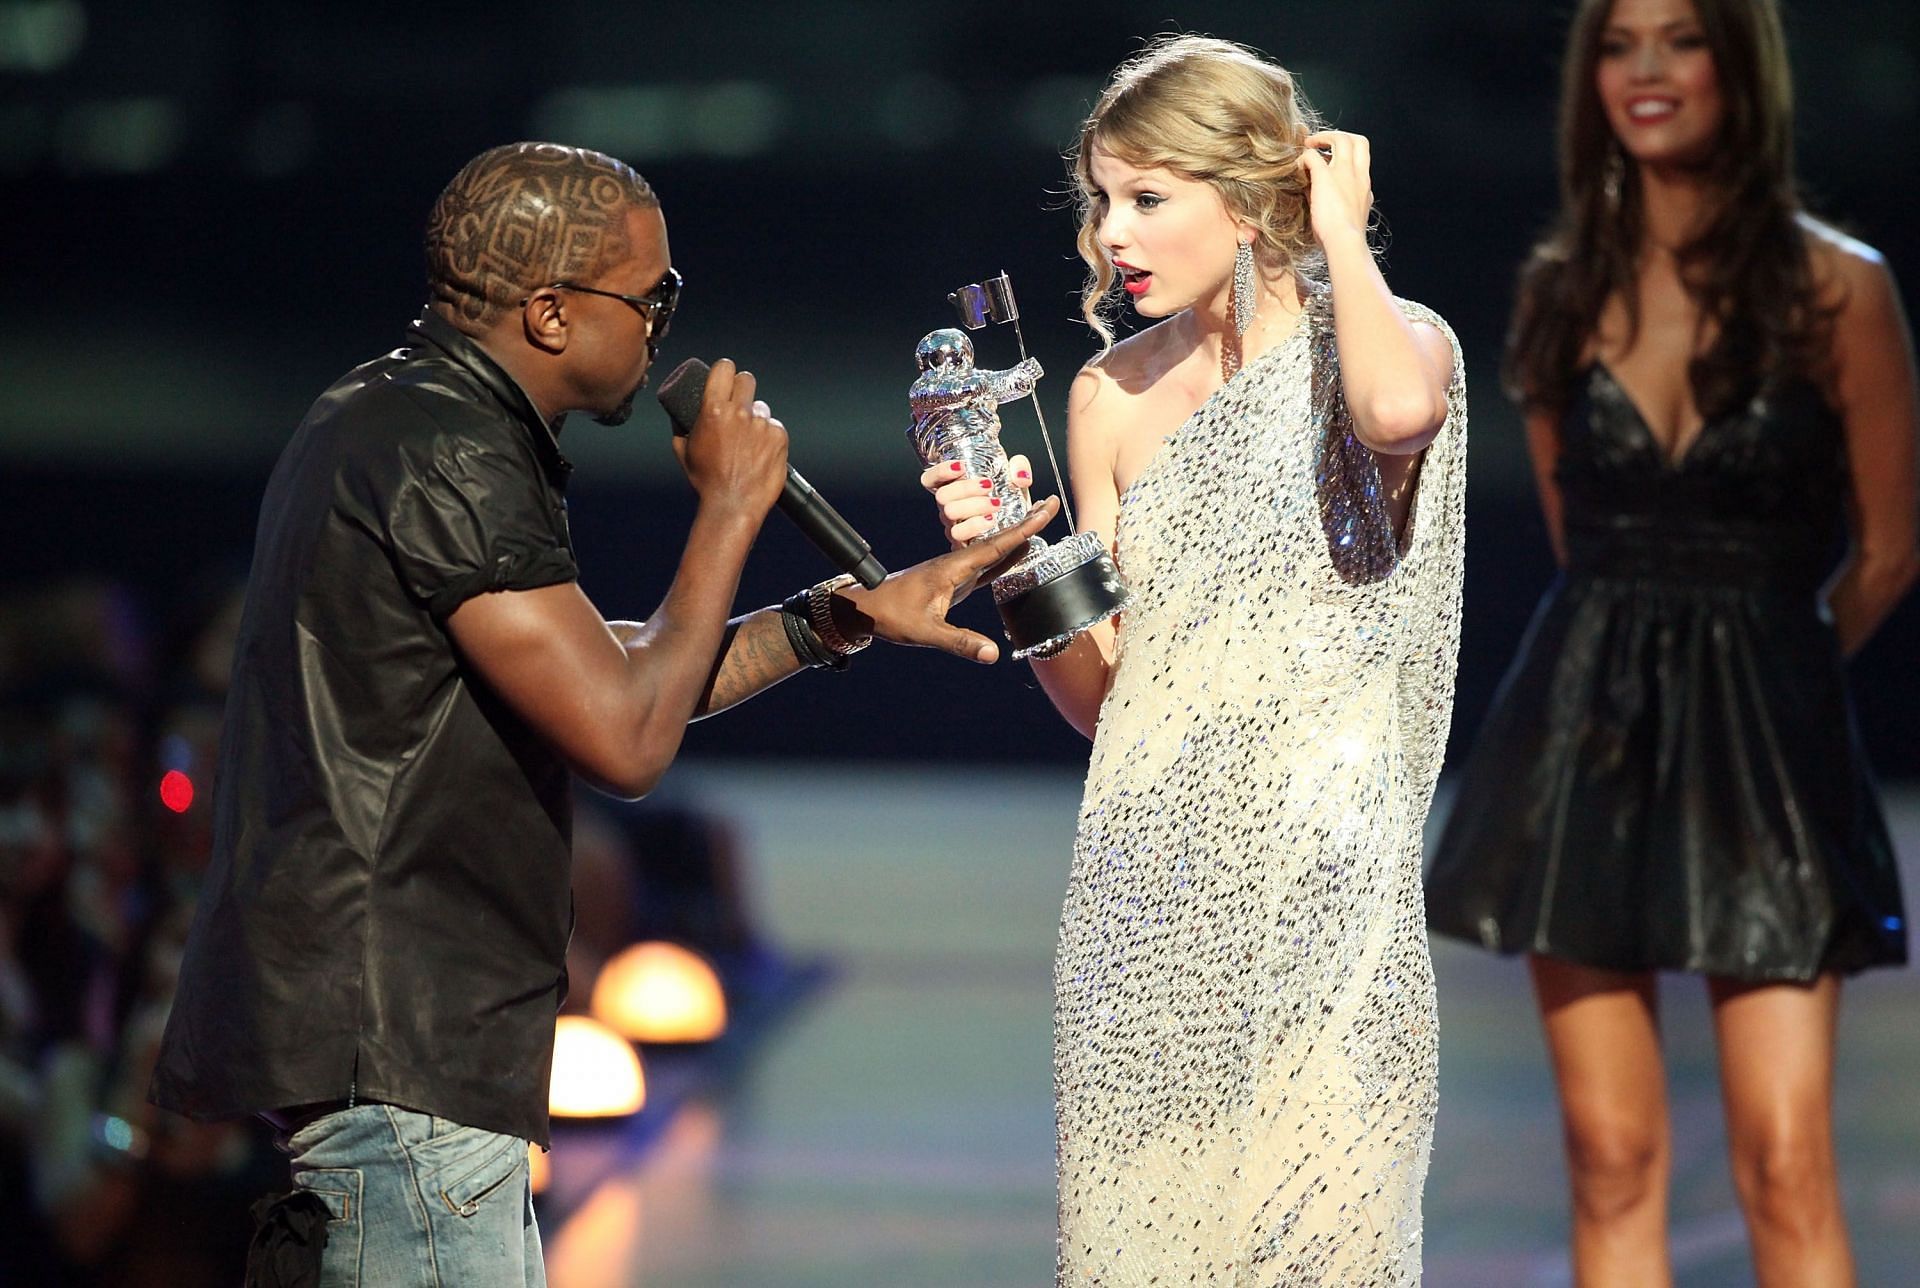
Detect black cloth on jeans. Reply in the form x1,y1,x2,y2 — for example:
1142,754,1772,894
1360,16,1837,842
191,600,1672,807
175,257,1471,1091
151,310,580,1145
245,1190,333,1288
1425,363,1908,980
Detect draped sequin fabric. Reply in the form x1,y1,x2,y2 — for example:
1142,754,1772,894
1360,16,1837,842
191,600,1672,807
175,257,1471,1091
1056,292,1467,1286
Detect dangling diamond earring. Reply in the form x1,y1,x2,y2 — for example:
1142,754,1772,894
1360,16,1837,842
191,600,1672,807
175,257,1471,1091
1602,143,1625,213
1232,238,1257,336
1223,237,1257,380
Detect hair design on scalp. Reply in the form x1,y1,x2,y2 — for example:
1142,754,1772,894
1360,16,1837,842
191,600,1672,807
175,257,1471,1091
1505,0,1834,418
425,142,660,330
1069,34,1326,348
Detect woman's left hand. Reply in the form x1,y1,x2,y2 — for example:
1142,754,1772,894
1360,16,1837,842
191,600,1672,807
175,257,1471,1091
1300,130,1373,247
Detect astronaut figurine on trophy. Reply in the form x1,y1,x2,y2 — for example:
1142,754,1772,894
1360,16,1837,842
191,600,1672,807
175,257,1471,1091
907,272,1130,660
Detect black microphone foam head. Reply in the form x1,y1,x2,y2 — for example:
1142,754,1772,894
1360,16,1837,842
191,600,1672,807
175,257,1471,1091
655,358,710,436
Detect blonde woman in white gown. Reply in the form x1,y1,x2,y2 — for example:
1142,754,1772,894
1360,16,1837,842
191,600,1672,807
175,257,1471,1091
926,36,1467,1286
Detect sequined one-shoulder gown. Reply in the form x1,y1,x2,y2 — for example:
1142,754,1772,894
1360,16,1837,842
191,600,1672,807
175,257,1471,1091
1055,294,1468,1285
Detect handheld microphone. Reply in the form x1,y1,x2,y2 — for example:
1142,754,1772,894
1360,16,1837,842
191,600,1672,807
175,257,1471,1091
656,358,888,589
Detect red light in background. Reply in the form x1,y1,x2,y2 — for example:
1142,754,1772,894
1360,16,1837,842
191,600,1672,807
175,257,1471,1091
160,770,194,814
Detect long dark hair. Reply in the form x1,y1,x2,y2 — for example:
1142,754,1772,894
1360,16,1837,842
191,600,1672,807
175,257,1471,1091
1505,0,1834,417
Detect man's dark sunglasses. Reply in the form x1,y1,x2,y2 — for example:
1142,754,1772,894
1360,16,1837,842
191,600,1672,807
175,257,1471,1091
551,266,683,347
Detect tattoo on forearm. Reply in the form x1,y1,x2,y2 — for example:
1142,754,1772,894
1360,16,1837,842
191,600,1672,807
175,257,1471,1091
697,610,803,717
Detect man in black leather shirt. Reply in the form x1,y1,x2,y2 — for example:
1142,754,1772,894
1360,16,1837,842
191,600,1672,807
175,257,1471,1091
148,142,1054,1286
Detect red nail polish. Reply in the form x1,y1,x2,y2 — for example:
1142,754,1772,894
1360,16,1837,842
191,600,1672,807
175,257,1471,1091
1016,470,1031,480
979,478,991,488
948,461,963,471
990,497,1002,507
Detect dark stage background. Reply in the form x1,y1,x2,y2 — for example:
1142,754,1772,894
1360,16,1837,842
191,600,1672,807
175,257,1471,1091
3,0,1917,772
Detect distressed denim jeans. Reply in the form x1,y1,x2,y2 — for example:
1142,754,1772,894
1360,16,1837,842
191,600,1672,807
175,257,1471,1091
281,1103,545,1287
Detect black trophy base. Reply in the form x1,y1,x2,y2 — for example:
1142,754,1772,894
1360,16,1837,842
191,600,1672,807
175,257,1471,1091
995,538,1130,660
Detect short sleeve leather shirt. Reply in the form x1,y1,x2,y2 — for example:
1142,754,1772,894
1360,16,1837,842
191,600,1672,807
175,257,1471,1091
152,311,580,1146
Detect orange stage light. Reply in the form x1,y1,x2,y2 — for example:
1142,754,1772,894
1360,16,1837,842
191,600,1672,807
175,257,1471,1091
547,1015,646,1118
590,941,728,1044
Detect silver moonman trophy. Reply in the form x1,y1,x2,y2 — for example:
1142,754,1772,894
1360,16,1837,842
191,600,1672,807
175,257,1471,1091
908,272,1130,660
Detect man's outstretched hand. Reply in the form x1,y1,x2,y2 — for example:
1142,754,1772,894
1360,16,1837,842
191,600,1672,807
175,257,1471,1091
838,496,1062,663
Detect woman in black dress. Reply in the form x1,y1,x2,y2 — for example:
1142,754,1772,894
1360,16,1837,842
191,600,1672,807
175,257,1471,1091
1425,0,1917,1282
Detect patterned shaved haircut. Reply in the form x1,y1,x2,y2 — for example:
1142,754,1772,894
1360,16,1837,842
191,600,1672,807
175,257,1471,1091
425,142,660,329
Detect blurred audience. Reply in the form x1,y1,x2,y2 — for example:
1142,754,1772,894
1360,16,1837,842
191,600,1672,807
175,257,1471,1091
0,577,279,1285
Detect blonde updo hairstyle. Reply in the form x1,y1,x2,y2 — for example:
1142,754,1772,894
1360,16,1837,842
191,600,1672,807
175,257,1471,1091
1071,35,1325,348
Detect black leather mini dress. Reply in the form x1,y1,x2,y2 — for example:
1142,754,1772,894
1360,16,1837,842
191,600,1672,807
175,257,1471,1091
1425,364,1908,981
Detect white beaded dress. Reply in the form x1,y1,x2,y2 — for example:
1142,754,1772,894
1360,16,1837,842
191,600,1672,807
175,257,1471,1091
1055,291,1467,1286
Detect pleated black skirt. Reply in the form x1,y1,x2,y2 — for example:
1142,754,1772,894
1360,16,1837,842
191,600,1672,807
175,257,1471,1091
1425,572,1907,981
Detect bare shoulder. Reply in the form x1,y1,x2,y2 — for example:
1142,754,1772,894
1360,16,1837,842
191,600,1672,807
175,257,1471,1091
1069,356,1119,413
1799,215,1915,420
1800,214,1895,306
1071,319,1183,421
1800,213,1885,271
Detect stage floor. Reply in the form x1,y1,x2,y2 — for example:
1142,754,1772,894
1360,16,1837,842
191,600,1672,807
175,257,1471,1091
543,763,1920,1287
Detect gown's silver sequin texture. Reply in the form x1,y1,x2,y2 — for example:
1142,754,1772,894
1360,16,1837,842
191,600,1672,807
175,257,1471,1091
1056,292,1467,1286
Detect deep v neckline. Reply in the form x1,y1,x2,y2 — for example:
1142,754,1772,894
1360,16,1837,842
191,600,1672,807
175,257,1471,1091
1119,317,1309,509
1592,361,1715,471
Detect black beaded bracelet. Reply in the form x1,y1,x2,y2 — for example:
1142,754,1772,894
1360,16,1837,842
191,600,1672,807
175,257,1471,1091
780,592,847,672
